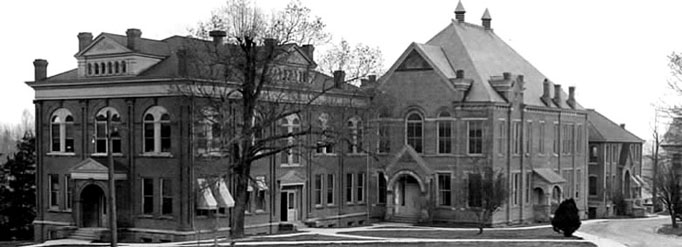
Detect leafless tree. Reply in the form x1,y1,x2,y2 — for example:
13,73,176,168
655,159,682,228
182,0,382,238
470,167,507,234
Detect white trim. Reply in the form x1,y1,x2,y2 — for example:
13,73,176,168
32,220,71,226
71,172,127,180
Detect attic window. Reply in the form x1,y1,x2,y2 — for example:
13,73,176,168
88,60,128,77
397,50,432,71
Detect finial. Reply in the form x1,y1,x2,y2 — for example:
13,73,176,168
482,8,492,30
455,1,466,22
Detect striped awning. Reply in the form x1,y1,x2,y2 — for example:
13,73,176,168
214,179,235,208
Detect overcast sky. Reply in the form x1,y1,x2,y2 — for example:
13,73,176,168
2,0,681,145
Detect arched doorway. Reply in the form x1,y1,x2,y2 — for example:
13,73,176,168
393,174,421,218
534,188,545,205
81,184,105,227
550,186,562,213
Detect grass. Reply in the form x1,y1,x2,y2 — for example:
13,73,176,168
338,227,582,240
243,233,369,242
657,224,682,236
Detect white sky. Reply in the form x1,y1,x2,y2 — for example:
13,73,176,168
1,0,680,145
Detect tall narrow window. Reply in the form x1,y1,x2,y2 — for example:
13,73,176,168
468,121,483,154
345,173,353,204
377,172,387,204
161,178,173,215
144,106,171,154
49,174,59,208
512,121,521,155
357,173,365,203
378,122,390,153
589,176,598,195
142,178,154,215
437,111,452,154
438,173,452,206
348,117,363,154
553,123,559,154
497,120,506,154
280,115,300,165
315,113,334,154
196,108,222,155
526,171,532,204
468,173,482,207
576,169,582,198
576,125,583,155
64,175,72,210
95,107,121,154
406,113,423,153
539,121,546,154
525,121,533,155
512,172,520,205
51,108,74,153
314,174,323,206
326,174,335,205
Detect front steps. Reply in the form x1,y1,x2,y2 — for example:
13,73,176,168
69,227,106,241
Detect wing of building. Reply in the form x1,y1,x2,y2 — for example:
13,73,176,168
586,110,644,218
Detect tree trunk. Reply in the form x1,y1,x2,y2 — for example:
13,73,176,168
230,161,251,239
477,211,486,235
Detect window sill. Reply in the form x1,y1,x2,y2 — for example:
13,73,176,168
46,152,76,156
158,215,174,220
313,153,337,156
466,153,485,157
254,209,266,214
91,153,124,157
281,164,302,167
314,205,324,209
434,153,456,156
140,153,173,158
137,215,154,219
326,204,336,208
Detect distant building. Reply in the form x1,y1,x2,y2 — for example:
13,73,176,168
586,110,644,218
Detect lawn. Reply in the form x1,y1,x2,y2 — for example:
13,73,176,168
657,224,682,236
338,227,581,240
244,233,368,242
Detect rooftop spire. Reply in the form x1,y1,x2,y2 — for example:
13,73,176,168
455,1,466,22
482,8,492,30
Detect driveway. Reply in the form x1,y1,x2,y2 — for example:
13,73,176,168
578,216,682,247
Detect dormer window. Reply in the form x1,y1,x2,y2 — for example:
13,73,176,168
87,60,128,77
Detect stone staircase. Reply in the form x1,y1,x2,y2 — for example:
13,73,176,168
69,227,106,241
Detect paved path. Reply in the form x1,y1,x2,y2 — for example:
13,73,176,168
578,216,682,247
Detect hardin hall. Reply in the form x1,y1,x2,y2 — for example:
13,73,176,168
27,2,643,243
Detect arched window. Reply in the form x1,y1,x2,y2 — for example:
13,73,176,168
94,63,99,75
280,114,300,166
315,113,334,154
347,117,363,154
437,111,452,154
87,64,92,75
406,112,423,153
51,108,74,153
95,107,121,154
115,62,120,74
143,106,171,153
107,62,112,74
121,61,127,73
100,63,105,74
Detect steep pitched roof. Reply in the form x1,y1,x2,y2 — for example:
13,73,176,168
587,109,643,143
425,20,579,107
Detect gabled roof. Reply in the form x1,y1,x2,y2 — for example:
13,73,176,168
587,109,643,143
381,17,582,108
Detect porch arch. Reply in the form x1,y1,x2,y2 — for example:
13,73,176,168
387,169,426,193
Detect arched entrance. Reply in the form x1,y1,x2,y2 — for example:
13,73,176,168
393,174,421,217
623,170,631,198
534,188,545,205
532,187,549,222
81,184,105,227
550,186,562,213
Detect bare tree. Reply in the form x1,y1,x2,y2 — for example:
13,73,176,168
317,39,384,85
182,0,381,238
470,167,507,234
655,159,682,228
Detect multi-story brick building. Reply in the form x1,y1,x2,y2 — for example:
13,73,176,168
28,28,372,242
29,2,592,243
367,2,588,225
586,110,644,218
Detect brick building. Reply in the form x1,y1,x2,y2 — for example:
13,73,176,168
368,2,588,225
586,110,644,218
28,29,371,242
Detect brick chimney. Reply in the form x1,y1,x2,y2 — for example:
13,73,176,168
77,32,93,52
361,74,377,87
567,86,576,109
126,28,142,50
489,72,514,102
209,30,226,45
620,124,626,129
333,70,346,88
451,69,473,102
33,59,48,81
553,84,562,106
482,8,492,30
301,44,315,60
541,79,552,106
264,38,278,52
455,1,466,22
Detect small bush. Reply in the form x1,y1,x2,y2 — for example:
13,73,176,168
551,198,581,237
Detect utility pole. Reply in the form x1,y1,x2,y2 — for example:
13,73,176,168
107,110,118,246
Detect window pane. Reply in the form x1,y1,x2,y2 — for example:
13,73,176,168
327,174,334,204
144,123,154,152
51,123,60,152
